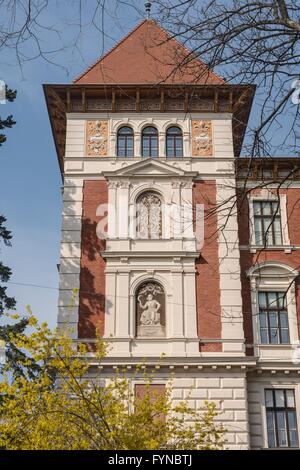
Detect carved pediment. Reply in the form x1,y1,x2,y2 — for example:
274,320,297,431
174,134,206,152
102,158,197,179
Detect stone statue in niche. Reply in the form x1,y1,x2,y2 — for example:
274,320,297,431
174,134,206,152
139,293,161,325
136,282,165,337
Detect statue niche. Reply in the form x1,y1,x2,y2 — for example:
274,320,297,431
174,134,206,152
136,281,166,337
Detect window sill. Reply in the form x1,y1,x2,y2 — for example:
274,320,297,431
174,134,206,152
249,245,293,254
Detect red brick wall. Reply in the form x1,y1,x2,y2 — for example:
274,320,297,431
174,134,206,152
135,384,166,421
193,181,222,352
238,188,300,353
78,180,108,338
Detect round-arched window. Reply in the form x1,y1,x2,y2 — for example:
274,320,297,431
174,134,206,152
142,126,158,157
166,126,183,157
117,126,134,157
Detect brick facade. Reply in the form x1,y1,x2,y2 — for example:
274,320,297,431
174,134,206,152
78,180,108,338
193,181,222,352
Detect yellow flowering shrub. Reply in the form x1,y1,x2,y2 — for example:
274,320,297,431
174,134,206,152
0,318,226,450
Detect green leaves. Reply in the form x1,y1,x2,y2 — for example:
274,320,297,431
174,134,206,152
0,86,16,146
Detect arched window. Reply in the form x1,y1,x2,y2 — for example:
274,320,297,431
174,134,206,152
136,281,165,337
136,191,162,239
166,126,183,157
142,126,158,157
117,126,134,157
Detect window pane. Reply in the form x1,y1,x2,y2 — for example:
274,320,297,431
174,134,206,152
279,312,288,326
277,294,285,308
270,328,279,343
286,390,295,408
275,390,285,407
260,328,269,344
262,202,272,215
290,429,299,448
259,312,267,328
264,217,272,243
267,292,277,308
254,218,263,244
143,126,157,135
166,140,173,156
267,411,276,448
277,411,288,447
265,390,274,407
273,218,282,244
269,312,278,328
258,292,267,307
288,411,297,429
271,201,280,213
278,430,288,447
142,141,149,157
281,328,289,344
268,429,276,448
253,201,261,214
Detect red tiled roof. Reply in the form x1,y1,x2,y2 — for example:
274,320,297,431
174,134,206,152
74,19,224,85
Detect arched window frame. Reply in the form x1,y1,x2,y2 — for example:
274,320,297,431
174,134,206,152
141,126,159,157
117,126,134,157
166,125,183,157
136,190,163,239
247,262,299,353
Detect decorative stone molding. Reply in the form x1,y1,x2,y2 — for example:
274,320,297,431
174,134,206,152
107,181,118,189
86,120,108,156
191,119,213,156
118,181,131,189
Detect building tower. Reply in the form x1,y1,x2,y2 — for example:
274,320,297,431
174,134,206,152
44,19,300,450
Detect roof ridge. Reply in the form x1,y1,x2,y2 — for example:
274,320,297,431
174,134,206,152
73,19,150,83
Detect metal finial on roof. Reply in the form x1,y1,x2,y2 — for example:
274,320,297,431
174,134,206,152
145,2,152,19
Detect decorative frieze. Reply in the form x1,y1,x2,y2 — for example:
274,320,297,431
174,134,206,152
191,120,213,156
87,98,111,111
86,120,108,156
165,99,185,111
140,98,160,111
115,98,136,111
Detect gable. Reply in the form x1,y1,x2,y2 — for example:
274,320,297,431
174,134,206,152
102,158,196,178
74,20,224,85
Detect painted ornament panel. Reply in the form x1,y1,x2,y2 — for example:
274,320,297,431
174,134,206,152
86,120,108,156
192,120,213,156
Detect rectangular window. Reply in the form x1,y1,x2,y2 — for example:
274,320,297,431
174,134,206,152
253,200,282,245
258,292,289,344
265,389,299,448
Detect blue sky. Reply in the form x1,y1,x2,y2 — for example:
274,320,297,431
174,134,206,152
0,1,141,327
